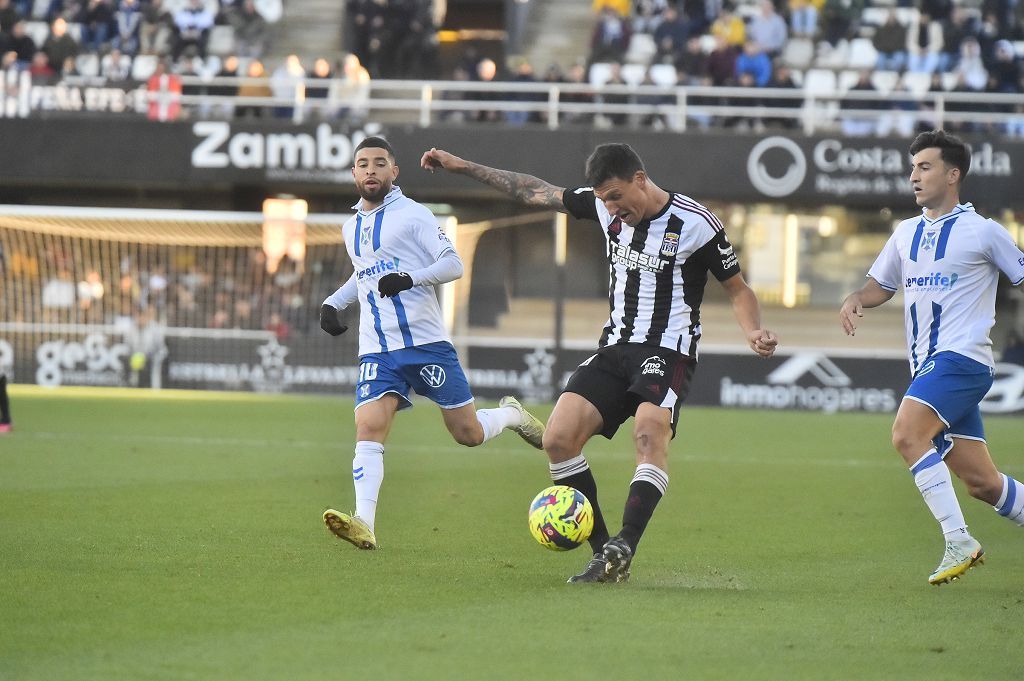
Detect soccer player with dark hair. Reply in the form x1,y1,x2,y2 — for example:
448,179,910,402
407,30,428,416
840,130,1024,585
422,143,779,582
319,136,546,550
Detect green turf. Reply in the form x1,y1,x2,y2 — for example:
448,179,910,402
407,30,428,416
2,385,1022,680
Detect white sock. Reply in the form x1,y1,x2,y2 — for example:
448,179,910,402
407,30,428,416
994,473,1024,526
910,449,969,540
352,441,384,533
632,463,669,495
475,405,521,442
549,453,589,480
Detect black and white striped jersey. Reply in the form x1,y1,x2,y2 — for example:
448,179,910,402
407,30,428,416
562,187,741,358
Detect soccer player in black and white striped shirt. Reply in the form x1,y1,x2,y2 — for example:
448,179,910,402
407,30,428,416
422,143,778,583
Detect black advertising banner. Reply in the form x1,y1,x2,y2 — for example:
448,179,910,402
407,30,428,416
2,328,1021,413
1,118,1021,209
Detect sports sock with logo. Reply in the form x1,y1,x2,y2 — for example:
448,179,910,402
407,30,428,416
352,441,385,533
993,473,1024,526
619,463,669,553
550,454,610,553
475,404,521,442
910,449,969,539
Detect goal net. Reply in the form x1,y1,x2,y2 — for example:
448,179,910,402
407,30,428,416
0,205,372,392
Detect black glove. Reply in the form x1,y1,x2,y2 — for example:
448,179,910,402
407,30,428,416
378,272,413,298
319,304,348,336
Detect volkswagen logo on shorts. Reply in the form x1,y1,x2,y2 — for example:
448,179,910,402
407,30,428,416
420,364,446,387
747,136,807,198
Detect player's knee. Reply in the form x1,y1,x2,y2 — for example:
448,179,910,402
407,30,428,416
450,424,484,447
633,416,669,454
890,427,924,456
542,428,578,461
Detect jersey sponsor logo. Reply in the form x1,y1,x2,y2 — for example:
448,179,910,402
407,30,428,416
905,272,959,291
660,233,679,257
641,355,666,376
609,242,668,274
420,364,446,387
356,257,401,280
718,241,738,269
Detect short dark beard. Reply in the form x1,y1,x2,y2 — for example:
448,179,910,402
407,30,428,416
357,181,391,203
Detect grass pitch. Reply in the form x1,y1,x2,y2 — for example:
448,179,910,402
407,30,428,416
2,385,1023,680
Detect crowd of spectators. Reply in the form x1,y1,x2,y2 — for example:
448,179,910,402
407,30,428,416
2,0,1024,135
343,0,442,79
0,0,272,77
3,236,351,340
456,0,1022,134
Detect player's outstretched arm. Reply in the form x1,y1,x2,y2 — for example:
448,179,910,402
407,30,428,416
839,277,895,337
421,147,566,209
720,273,778,358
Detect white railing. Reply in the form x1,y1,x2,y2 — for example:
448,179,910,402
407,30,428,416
5,71,1024,136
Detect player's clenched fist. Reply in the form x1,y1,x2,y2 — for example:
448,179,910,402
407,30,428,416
747,329,779,358
420,148,466,173
319,304,348,336
378,272,413,298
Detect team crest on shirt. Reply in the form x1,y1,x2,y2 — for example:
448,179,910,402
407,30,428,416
360,223,373,247
921,231,938,251
660,233,679,257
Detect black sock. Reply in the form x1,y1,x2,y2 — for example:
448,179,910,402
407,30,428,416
0,375,9,424
553,467,610,554
618,480,663,554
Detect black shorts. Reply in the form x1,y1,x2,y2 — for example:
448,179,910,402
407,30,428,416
563,343,696,440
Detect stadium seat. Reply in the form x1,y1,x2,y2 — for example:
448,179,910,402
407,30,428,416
208,25,236,56
648,63,677,87
23,20,49,48
131,54,159,80
66,22,82,42
163,0,218,13
815,39,849,69
31,0,49,19
588,62,613,87
253,0,283,23
624,33,656,65
894,7,919,26
861,7,889,27
200,54,222,80
939,72,958,91
782,38,814,70
1015,41,1024,57
75,53,100,77
901,71,932,98
803,69,837,97
847,38,878,70
698,34,716,53
620,63,646,86
837,69,861,94
870,70,900,95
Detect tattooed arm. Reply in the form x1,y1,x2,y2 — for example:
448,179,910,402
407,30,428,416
420,147,566,209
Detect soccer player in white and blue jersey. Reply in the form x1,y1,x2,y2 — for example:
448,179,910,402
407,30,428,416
318,137,545,550
840,130,1024,585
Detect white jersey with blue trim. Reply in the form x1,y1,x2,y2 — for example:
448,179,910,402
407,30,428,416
868,202,1024,372
343,186,457,355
